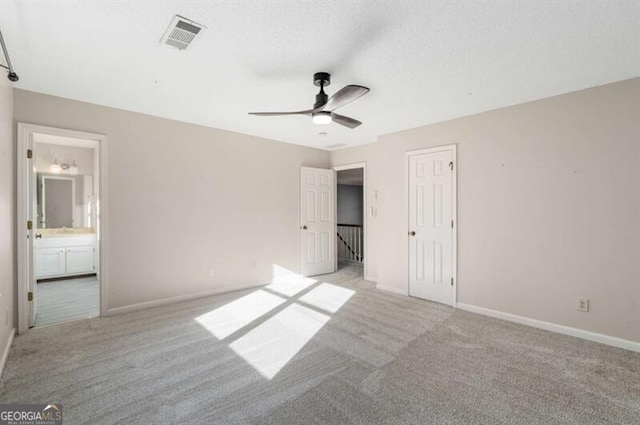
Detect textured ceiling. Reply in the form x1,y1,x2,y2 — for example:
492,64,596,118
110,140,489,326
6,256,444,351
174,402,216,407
2,1,639,149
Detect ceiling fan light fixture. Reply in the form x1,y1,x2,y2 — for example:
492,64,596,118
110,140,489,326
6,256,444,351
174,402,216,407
312,111,332,125
248,72,369,130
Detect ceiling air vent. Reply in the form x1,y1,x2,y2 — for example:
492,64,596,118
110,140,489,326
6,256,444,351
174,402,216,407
161,15,206,50
325,143,348,149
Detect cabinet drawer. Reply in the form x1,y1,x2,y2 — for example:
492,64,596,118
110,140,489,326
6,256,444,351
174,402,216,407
66,235,96,247
35,234,96,248
35,237,67,249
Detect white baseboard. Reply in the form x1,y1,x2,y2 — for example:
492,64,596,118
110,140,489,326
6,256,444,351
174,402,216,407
364,275,376,283
457,303,640,353
105,283,266,316
0,328,15,379
376,284,408,296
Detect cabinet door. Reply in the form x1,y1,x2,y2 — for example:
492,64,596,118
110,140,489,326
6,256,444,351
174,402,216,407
66,246,95,274
36,248,66,278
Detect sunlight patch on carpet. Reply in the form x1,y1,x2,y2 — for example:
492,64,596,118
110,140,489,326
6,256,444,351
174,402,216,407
195,290,286,339
229,304,330,379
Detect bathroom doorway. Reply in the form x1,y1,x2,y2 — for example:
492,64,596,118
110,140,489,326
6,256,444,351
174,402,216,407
17,124,107,332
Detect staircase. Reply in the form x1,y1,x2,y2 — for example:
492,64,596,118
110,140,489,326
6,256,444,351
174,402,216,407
337,224,363,263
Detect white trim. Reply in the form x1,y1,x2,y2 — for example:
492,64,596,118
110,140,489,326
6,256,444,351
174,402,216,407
405,146,456,156
451,146,457,307
333,162,367,278
0,328,15,379
376,284,408,296
333,162,366,172
405,144,457,307
364,275,376,283
457,303,640,353
98,129,109,317
17,123,108,334
105,283,265,316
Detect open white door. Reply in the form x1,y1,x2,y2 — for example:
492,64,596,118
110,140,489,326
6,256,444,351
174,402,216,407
300,167,335,276
28,146,37,327
408,146,456,305
17,130,37,329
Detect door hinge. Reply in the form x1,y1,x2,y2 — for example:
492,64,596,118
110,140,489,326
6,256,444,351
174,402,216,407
451,220,454,228
27,220,33,230
451,277,454,286
27,149,33,159
449,161,453,171
28,291,33,301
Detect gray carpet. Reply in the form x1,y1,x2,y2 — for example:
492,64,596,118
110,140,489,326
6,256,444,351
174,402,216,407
2,264,639,424
35,276,99,327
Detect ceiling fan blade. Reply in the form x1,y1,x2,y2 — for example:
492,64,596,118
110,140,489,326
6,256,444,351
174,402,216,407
248,110,313,116
331,113,362,129
323,85,370,111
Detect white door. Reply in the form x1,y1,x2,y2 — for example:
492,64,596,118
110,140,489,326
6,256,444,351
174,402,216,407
408,148,455,305
27,140,37,327
300,167,335,276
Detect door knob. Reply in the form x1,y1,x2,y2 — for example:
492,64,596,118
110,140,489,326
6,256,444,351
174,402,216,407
35,233,42,239
301,225,308,230
408,231,416,236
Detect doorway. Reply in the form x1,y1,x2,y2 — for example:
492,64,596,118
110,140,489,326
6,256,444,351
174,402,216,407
334,163,366,279
17,124,107,333
407,145,457,306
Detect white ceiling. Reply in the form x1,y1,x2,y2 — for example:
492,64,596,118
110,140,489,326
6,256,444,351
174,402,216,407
2,1,638,150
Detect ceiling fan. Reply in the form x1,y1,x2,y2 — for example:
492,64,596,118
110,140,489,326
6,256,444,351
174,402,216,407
249,72,369,129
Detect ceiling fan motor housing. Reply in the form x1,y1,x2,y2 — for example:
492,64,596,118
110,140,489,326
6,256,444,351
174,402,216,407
313,72,331,87
313,72,331,108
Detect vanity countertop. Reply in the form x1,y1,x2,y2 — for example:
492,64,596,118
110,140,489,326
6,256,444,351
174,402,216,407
39,228,96,238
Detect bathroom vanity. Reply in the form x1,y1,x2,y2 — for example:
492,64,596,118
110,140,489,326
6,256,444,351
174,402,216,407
35,231,96,279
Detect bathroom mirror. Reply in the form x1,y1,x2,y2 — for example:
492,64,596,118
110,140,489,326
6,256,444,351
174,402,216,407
37,173,94,229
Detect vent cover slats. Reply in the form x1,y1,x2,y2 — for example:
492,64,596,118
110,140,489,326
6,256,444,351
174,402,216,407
161,15,205,50
325,143,348,149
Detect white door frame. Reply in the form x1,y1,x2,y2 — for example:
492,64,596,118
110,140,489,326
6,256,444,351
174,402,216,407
405,145,457,306
333,162,368,279
17,123,108,334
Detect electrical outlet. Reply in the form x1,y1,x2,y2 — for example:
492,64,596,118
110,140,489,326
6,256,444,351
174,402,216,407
577,298,589,312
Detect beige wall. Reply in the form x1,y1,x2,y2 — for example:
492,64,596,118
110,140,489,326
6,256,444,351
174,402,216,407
0,77,15,357
14,89,329,310
331,78,640,342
